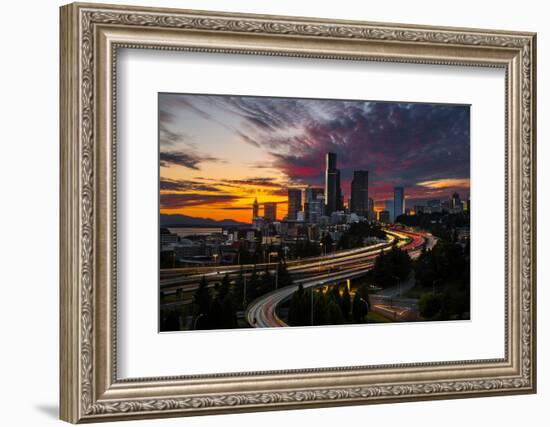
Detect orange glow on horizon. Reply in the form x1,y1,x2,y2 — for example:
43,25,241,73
417,178,470,189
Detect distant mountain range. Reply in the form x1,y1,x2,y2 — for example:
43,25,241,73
160,214,249,227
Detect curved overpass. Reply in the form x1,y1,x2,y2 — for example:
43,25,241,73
245,228,435,328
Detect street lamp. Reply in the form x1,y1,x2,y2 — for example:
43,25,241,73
392,275,401,298
212,253,218,265
318,242,324,273
243,273,247,308
360,297,369,321
310,287,315,326
193,313,205,329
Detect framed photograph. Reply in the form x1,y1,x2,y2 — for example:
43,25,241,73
60,2,537,423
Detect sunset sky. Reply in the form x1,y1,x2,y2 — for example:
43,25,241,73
159,93,470,223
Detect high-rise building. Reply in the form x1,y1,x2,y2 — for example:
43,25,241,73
303,186,323,205
252,197,259,221
350,170,369,217
324,152,342,215
303,186,324,222
368,198,375,221
264,202,277,222
414,205,425,215
379,210,390,223
307,198,324,223
452,192,462,211
287,189,302,220
385,200,394,223
427,199,442,213
394,187,405,221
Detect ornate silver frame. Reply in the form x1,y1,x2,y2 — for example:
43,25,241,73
60,2,537,423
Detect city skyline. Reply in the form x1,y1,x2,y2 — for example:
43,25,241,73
160,93,470,223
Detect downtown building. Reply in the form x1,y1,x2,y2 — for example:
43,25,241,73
324,152,343,215
287,188,302,220
350,170,369,217
252,197,260,221
393,186,405,221
264,202,277,222
303,186,325,223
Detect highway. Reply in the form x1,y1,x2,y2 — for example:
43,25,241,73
245,228,435,328
160,237,397,289
159,230,416,294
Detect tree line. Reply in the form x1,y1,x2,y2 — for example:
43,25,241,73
396,211,469,241
337,222,387,250
288,283,371,326
414,241,470,320
160,261,293,331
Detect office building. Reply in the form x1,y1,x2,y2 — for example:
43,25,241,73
264,202,277,222
303,186,324,205
414,205,425,215
452,192,462,211
287,189,302,220
303,186,324,222
394,186,405,221
379,210,390,223
385,200,394,223
427,199,442,213
252,197,259,220
350,170,369,217
324,152,342,215
368,198,375,221
307,198,324,223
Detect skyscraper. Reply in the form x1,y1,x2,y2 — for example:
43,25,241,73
324,152,342,215
252,197,259,221
287,189,302,220
452,192,462,210
350,170,369,217
385,200,394,223
368,198,375,221
303,186,324,222
379,210,390,223
264,202,277,222
394,187,405,221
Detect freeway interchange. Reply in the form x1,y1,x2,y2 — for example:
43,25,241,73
160,227,436,328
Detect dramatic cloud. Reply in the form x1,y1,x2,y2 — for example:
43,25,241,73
417,178,471,189
179,95,470,203
159,151,220,170
159,93,470,221
221,177,282,188
160,193,239,209
160,127,187,146
160,178,220,193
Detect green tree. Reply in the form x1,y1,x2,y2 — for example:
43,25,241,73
218,273,231,300
321,233,334,254
160,307,181,331
208,297,223,329
247,268,260,302
233,267,245,310
194,276,211,316
341,286,351,320
326,299,345,325
220,293,237,329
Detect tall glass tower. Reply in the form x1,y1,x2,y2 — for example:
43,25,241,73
393,187,405,221
324,152,342,215
350,170,369,217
